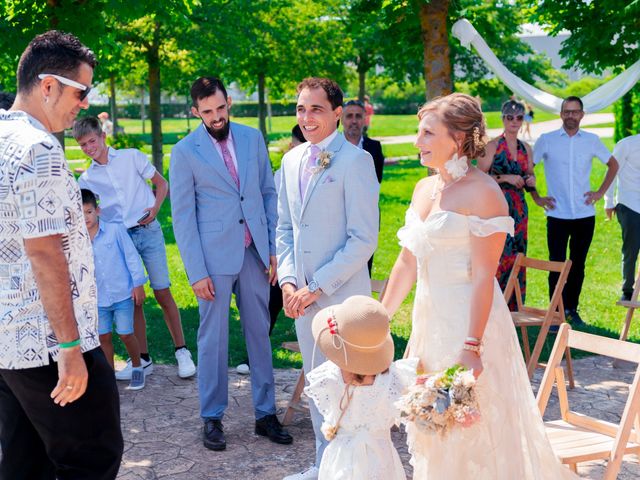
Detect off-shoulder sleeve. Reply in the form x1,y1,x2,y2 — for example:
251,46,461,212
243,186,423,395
397,207,434,258
304,361,342,421
468,215,514,237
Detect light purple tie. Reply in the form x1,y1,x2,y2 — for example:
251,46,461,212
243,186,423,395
220,139,252,248
300,144,320,200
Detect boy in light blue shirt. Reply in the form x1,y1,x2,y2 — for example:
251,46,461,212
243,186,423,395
82,189,147,390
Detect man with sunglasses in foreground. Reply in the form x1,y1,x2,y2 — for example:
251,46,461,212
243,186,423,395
533,96,619,327
0,31,123,479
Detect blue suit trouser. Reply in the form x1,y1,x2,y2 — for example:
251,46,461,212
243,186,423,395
197,244,276,420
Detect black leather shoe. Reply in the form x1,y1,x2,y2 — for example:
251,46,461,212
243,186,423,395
203,419,226,451
565,309,587,328
255,414,293,445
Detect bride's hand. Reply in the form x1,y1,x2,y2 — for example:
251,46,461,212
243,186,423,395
457,350,484,379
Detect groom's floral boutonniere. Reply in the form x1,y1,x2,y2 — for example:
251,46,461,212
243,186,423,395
311,149,333,174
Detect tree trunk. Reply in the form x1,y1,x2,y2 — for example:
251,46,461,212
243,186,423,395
358,65,366,101
109,76,119,137
141,87,146,135
257,71,267,141
417,0,452,99
186,94,191,133
47,0,63,150
148,22,163,174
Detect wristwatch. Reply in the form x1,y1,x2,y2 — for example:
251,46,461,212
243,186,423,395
308,279,321,294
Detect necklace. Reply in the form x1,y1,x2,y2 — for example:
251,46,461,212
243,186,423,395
430,175,463,200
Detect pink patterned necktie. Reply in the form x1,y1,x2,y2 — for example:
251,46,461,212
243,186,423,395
300,144,320,200
219,139,252,248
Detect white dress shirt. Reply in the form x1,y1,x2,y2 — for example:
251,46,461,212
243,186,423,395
207,129,238,171
605,134,640,214
534,128,611,220
79,147,157,228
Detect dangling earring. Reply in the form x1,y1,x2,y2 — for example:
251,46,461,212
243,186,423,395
44,96,49,104
444,153,468,179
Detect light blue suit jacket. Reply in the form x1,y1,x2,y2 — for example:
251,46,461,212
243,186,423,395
170,122,277,283
276,132,379,302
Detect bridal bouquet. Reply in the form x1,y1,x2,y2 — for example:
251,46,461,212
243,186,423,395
396,364,480,436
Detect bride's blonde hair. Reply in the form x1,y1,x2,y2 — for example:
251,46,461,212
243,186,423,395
417,93,487,159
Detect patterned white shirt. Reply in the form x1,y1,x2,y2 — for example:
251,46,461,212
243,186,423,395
0,110,99,369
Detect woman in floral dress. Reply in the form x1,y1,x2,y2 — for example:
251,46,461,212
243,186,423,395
478,100,540,310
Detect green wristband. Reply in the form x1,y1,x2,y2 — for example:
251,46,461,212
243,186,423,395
59,338,81,349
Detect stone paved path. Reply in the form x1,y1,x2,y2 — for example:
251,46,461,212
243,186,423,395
116,354,639,480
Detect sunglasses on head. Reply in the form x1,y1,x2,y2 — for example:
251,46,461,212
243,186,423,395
38,73,92,101
504,114,524,122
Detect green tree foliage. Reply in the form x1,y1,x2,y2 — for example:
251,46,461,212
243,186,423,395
531,0,640,139
355,0,555,100
197,0,349,139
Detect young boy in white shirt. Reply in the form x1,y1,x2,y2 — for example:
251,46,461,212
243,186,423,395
74,117,196,379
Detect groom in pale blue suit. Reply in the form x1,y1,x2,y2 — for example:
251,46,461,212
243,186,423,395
278,78,379,480
170,77,292,452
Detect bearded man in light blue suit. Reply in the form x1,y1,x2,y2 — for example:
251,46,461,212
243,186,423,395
170,77,292,452
277,78,380,480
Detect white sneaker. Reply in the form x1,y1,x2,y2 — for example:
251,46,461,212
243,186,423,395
236,363,250,375
115,357,153,381
282,466,319,480
175,348,196,378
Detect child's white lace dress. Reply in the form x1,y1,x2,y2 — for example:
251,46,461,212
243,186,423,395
304,358,418,480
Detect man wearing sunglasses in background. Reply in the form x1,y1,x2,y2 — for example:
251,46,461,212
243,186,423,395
0,31,123,479
533,96,619,327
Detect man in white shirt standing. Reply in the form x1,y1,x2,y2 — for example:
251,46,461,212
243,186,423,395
533,96,618,326
605,133,640,301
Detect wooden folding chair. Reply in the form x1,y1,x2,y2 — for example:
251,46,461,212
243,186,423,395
504,253,574,386
537,324,640,478
281,277,389,425
616,267,640,343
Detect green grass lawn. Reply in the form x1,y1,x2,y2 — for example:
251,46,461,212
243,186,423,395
106,135,635,369
87,109,567,146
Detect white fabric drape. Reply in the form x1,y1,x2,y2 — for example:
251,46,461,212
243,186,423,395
452,18,640,114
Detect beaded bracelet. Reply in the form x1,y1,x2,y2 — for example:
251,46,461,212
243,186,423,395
59,338,81,349
463,343,483,355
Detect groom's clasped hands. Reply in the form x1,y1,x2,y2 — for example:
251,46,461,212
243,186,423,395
282,283,322,318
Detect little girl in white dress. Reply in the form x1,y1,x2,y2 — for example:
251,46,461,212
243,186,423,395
304,295,418,480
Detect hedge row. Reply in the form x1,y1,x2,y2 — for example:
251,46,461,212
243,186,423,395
83,98,430,118
83,101,299,119
614,84,640,142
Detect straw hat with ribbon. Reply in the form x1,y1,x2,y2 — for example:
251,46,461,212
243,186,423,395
311,295,394,376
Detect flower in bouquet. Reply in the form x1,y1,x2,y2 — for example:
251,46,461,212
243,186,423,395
395,364,480,436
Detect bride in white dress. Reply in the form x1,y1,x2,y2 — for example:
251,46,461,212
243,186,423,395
382,93,578,479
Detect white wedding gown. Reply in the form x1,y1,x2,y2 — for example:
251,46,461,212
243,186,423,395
398,207,578,479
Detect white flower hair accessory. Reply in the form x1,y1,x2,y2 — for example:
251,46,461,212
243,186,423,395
444,153,468,179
